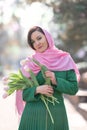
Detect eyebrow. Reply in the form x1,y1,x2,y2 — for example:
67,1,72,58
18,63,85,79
36,34,42,38
31,34,42,41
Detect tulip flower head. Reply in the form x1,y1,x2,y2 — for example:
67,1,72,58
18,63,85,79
20,58,29,66
24,65,30,72
2,76,9,85
2,92,9,99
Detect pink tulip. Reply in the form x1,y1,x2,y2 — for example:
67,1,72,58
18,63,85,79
24,65,30,72
20,58,29,66
3,86,9,91
2,76,9,81
2,76,9,85
20,59,26,66
2,93,9,99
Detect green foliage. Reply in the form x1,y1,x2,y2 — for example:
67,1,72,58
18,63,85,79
58,1,87,22
52,0,87,56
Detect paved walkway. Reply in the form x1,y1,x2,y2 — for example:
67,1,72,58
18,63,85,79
65,98,87,130
0,81,87,130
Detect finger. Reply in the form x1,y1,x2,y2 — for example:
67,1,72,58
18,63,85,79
45,71,51,76
48,88,54,93
47,86,53,90
45,70,50,73
45,92,53,97
46,87,54,93
45,72,51,76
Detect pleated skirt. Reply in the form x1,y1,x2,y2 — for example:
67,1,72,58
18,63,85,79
18,100,69,130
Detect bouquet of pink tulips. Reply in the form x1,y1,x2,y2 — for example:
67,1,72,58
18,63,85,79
2,58,59,124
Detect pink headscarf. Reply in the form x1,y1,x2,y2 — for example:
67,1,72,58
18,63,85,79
16,26,80,116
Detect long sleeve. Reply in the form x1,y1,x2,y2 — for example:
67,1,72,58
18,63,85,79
54,70,78,95
22,87,40,102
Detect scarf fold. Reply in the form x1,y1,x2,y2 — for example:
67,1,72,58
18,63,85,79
16,27,80,116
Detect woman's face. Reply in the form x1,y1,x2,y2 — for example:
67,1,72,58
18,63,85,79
31,31,49,53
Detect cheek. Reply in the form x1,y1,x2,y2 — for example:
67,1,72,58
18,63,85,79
44,39,49,48
45,42,49,49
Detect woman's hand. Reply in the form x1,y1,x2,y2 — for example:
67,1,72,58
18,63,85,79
45,71,57,85
36,85,54,96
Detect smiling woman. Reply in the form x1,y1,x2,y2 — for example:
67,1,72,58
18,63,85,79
31,31,49,53
27,26,49,52
18,26,80,130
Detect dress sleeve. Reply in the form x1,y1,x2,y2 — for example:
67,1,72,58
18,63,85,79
54,70,78,95
22,87,40,102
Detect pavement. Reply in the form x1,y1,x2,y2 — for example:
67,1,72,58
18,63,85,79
65,98,87,130
0,80,87,130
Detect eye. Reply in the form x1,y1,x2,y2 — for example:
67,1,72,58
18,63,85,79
37,36,42,40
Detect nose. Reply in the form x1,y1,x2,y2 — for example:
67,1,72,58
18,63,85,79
35,41,40,46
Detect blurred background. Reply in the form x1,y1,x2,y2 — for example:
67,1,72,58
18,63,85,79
0,0,87,130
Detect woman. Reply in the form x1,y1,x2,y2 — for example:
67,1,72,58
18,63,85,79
18,26,80,130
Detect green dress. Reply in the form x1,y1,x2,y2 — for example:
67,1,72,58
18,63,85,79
18,69,78,130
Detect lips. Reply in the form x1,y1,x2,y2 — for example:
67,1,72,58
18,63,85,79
38,46,43,49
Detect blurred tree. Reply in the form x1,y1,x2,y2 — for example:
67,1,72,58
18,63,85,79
52,0,87,59
25,0,47,4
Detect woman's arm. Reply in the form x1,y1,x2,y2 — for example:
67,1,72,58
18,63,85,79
23,87,40,102
45,70,78,95
54,70,78,95
23,85,54,102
